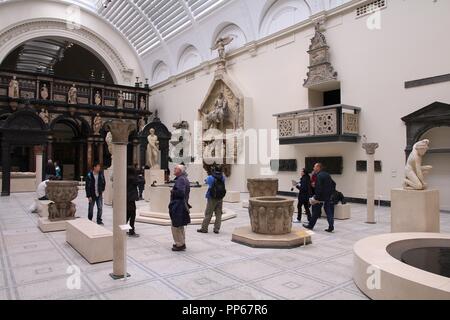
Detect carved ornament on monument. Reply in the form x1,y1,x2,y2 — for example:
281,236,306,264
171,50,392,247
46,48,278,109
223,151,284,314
40,84,49,100
403,139,433,190
46,181,79,221
93,114,103,135
249,197,295,235
117,91,124,109
362,142,379,155
8,75,19,98
94,91,102,106
39,108,50,124
68,84,77,104
303,22,338,89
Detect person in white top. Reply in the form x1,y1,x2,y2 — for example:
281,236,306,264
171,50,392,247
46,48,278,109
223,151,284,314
29,178,54,213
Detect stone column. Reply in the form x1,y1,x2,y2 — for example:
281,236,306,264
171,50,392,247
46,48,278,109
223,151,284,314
34,146,44,189
1,141,11,196
98,142,104,167
362,143,379,224
105,120,136,279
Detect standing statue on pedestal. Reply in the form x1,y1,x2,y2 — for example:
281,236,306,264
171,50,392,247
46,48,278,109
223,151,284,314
147,128,159,169
404,139,433,190
94,91,102,106
93,114,103,135
68,84,77,104
8,75,19,98
117,91,124,109
40,84,49,100
39,108,50,124
212,36,234,60
140,96,146,110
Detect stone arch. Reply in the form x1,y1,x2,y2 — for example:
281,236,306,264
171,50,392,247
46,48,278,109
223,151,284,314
3,109,47,132
50,114,92,137
259,0,312,37
177,45,202,74
0,19,134,84
211,23,248,56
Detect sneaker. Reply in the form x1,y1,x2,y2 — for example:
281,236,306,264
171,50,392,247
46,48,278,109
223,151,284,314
324,228,334,233
172,245,186,252
197,229,208,234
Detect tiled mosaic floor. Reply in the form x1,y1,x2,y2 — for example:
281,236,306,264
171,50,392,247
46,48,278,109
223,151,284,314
1,192,449,300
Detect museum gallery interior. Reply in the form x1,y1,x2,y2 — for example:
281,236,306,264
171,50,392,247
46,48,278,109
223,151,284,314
0,0,449,302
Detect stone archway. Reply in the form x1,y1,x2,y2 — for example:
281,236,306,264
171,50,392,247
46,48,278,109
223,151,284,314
0,19,134,84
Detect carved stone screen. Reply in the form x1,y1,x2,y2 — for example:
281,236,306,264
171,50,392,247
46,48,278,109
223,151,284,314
305,157,343,174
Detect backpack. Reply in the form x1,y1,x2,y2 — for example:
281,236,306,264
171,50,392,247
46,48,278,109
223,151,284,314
210,175,227,200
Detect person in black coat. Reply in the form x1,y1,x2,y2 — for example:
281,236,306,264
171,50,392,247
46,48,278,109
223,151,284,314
169,165,191,252
85,162,106,225
295,168,312,223
303,163,336,232
127,166,139,237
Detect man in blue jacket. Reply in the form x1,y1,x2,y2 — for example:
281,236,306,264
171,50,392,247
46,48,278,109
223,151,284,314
303,163,336,233
85,162,106,225
169,165,191,252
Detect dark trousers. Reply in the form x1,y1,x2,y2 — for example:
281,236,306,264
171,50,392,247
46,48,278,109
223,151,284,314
138,183,145,199
38,196,48,201
88,195,103,223
297,199,311,222
309,200,335,230
127,201,136,233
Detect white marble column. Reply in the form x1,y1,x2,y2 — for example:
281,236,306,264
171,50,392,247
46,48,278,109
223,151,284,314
362,143,379,224
34,146,44,189
105,120,136,279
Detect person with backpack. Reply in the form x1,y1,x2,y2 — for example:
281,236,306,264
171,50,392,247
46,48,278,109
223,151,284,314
198,166,226,234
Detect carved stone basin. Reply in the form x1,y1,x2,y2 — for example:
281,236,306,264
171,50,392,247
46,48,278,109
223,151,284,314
247,178,278,198
249,196,295,235
46,181,79,221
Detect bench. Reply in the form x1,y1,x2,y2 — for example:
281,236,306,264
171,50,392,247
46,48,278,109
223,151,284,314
66,219,113,264
335,204,351,220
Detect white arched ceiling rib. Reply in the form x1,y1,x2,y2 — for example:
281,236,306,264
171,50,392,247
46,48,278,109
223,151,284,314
260,0,312,37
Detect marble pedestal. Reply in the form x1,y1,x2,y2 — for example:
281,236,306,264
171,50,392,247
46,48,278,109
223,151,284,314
137,185,237,225
104,169,113,206
66,219,113,264
391,189,440,233
38,217,69,233
335,204,351,220
143,169,165,202
232,227,312,248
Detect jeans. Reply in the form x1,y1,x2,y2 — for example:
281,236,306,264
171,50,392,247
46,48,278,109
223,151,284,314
200,198,223,232
127,201,136,233
88,195,103,223
308,200,335,230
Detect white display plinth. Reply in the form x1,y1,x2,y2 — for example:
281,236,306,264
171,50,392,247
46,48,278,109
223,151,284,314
391,188,440,233
38,217,68,233
104,169,113,206
137,185,237,225
143,169,165,202
66,219,113,264
335,204,351,220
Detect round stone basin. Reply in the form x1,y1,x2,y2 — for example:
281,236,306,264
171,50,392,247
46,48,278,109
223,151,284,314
46,181,79,203
247,178,278,198
248,196,294,235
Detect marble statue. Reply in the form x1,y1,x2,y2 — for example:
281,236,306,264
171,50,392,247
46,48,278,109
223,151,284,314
68,84,77,104
140,96,146,110
106,131,113,156
205,92,229,129
146,128,159,168
138,117,146,132
8,76,19,98
212,36,234,60
404,139,433,190
39,108,50,124
93,114,103,135
117,91,124,109
94,91,102,106
40,84,49,100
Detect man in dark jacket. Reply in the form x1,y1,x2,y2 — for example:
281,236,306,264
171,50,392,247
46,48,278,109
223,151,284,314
295,168,312,223
85,162,106,225
303,163,336,232
127,166,140,237
169,165,191,251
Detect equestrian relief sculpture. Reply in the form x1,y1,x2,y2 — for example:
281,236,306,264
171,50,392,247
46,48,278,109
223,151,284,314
404,139,433,190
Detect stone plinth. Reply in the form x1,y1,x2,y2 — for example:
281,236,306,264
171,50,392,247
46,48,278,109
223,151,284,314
249,197,294,235
0,172,36,193
66,219,113,264
224,191,240,203
232,227,312,249
247,178,278,198
46,181,78,221
104,169,113,206
137,185,237,225
335,204,351,220
38,217,67,233
143,169,165,202
391,189,440,233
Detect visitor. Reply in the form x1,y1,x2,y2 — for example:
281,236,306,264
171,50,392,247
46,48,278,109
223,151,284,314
29,176,55,213
126,166,140,237
295,168,312,223
303,163,336,233
136,164,145,201
54,161,62,180
45,159,56,180
169,164,191,252
198,166,226,234
85,162,106,225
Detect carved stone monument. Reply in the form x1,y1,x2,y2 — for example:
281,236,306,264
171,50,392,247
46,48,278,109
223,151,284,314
391,139,440,233
117,91,124,109
39,108,50,124
146,128,159,169
94,91,102,106
93,114,103,135
68,84,77,104
38,181,79,233
8,75,19,98
40,84,49,100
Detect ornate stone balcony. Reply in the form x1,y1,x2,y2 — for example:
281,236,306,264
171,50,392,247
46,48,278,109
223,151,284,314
274,104,360,145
